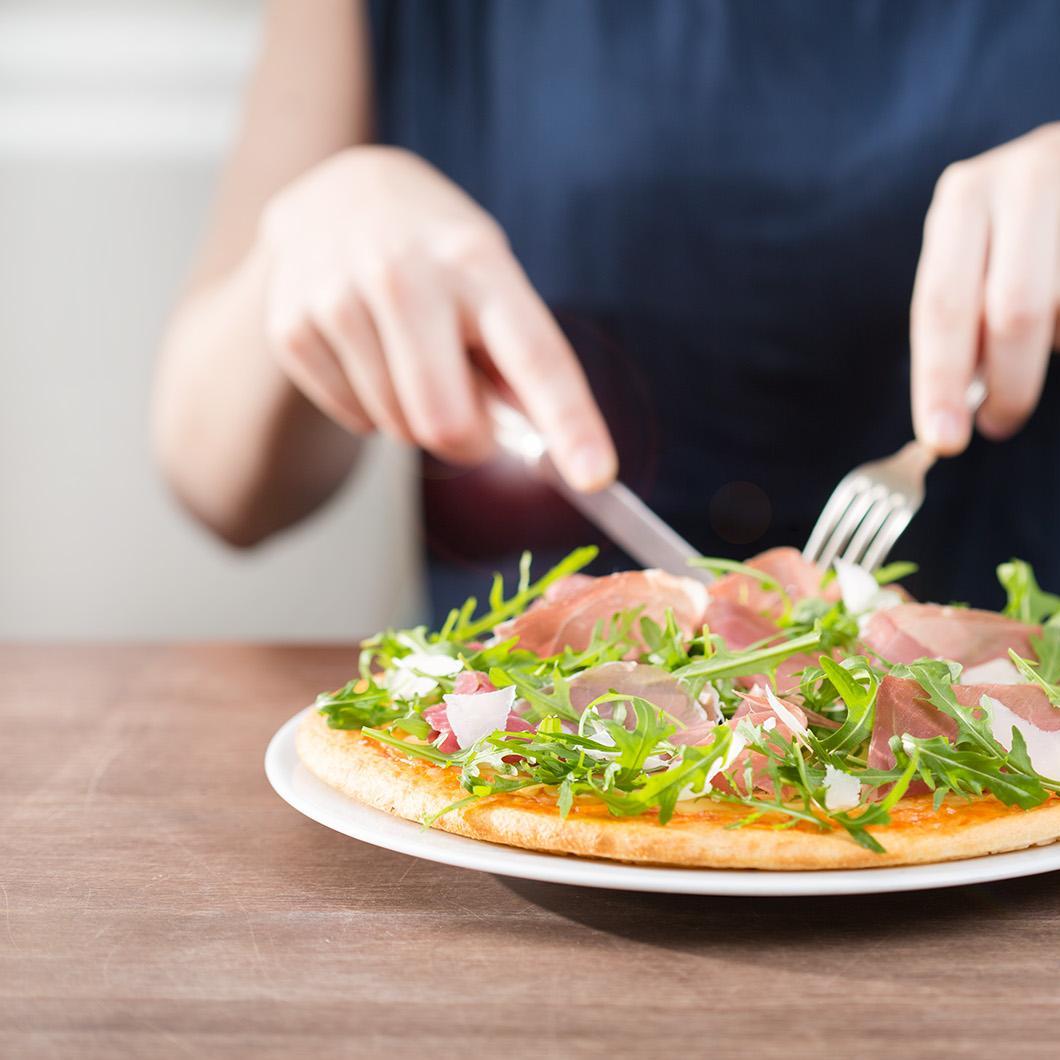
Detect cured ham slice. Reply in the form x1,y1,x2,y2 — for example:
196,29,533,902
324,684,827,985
867,675,1060,773
733,652,822,697
452,670,496,695
714,689,809,794
861,604,1037,668
958,683,1060,734
494,569,709,657
772,652,824,695
567,661,707,725
867,676,957,772
703,599,777,651
701,597,819,694
540,573,596,605
709,547,827,618
862,608,1050,779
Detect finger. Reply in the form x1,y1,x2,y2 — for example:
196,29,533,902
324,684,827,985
460,255,617,491
978,174,1058,439
361,257,493,465
268,314,372,434
910,162,990,456
312,286,414,443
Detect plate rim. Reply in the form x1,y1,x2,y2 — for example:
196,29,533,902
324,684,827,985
265,707,1060,896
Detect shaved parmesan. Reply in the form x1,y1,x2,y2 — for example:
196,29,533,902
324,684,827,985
960,658,1023,686
834,557,902,627
443,685,517,749
980,694,1060,781
706,728,748,781
697,684,723,723
580,720,617,761
822,765,862,811
387,652,463,701
765,686,809,739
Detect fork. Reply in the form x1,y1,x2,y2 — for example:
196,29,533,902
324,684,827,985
803,377,987,572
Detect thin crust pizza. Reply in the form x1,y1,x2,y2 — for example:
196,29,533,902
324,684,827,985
296,546,1060,870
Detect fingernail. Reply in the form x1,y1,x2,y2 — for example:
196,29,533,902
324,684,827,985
926,408,968,455
567,443,617,492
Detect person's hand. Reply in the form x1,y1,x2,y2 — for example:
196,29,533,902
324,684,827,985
258,146,617,490
912,122,1060,455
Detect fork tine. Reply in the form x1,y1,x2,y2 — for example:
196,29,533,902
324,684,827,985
803,475,865,565
861,504,917,571
815,483,886,571
841,492,898,567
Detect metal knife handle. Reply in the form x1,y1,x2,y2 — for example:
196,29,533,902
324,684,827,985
484,392,712,584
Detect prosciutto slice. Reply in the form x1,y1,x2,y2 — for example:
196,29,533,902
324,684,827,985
494,569,709,657
867,675,1060,773
703,599,777,651
567,660,718,747
711,689,810,794
700,597,819,694
968,683,1060,730
709,547,828,618
861,607,1048,776
867,676,958,772
539,573,597,606
861,604,1037,668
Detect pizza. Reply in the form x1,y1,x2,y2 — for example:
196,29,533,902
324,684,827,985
296,546,1060,870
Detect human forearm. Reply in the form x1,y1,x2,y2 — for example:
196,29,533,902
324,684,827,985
153,246,360,547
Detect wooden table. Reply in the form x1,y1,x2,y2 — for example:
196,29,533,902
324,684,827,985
3,644,1060,1059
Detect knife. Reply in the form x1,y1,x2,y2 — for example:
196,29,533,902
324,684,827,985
486,395,713,585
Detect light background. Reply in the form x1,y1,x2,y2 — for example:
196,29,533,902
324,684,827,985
0,0,425,638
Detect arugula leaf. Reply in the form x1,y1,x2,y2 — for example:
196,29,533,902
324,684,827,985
639,608,692,670
817,655,879,756
1030,626,1060,684
452,546,598,641
675,629,822,683
897,660,998,758
997,559,1060,624
689,556,780,588
362,726,454,765
899,734,1048,809
1008,648,1060,707
889,661,1058,807
488,664,579,723
316,681,405,730
824,748,922,852
582,695,676,776
873,561,918,586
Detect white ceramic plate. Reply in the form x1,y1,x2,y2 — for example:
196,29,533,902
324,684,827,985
266,707,1060,896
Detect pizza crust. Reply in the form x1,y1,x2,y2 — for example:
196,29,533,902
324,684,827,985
296,710,1060,870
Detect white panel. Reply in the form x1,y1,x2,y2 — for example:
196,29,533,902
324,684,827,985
0,0,426,638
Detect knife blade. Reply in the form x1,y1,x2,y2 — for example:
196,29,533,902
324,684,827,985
486,395,713,585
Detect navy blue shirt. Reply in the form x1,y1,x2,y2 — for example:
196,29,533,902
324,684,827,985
369,0,1060,618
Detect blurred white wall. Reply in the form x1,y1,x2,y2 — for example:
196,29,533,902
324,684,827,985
0,0,425,638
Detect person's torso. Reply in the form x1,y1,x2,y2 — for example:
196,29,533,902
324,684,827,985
370,0,1060,613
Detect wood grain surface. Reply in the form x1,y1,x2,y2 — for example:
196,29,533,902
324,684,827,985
2,644,1059,1060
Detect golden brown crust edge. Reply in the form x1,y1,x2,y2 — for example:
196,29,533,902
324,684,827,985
296,711,1060,870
